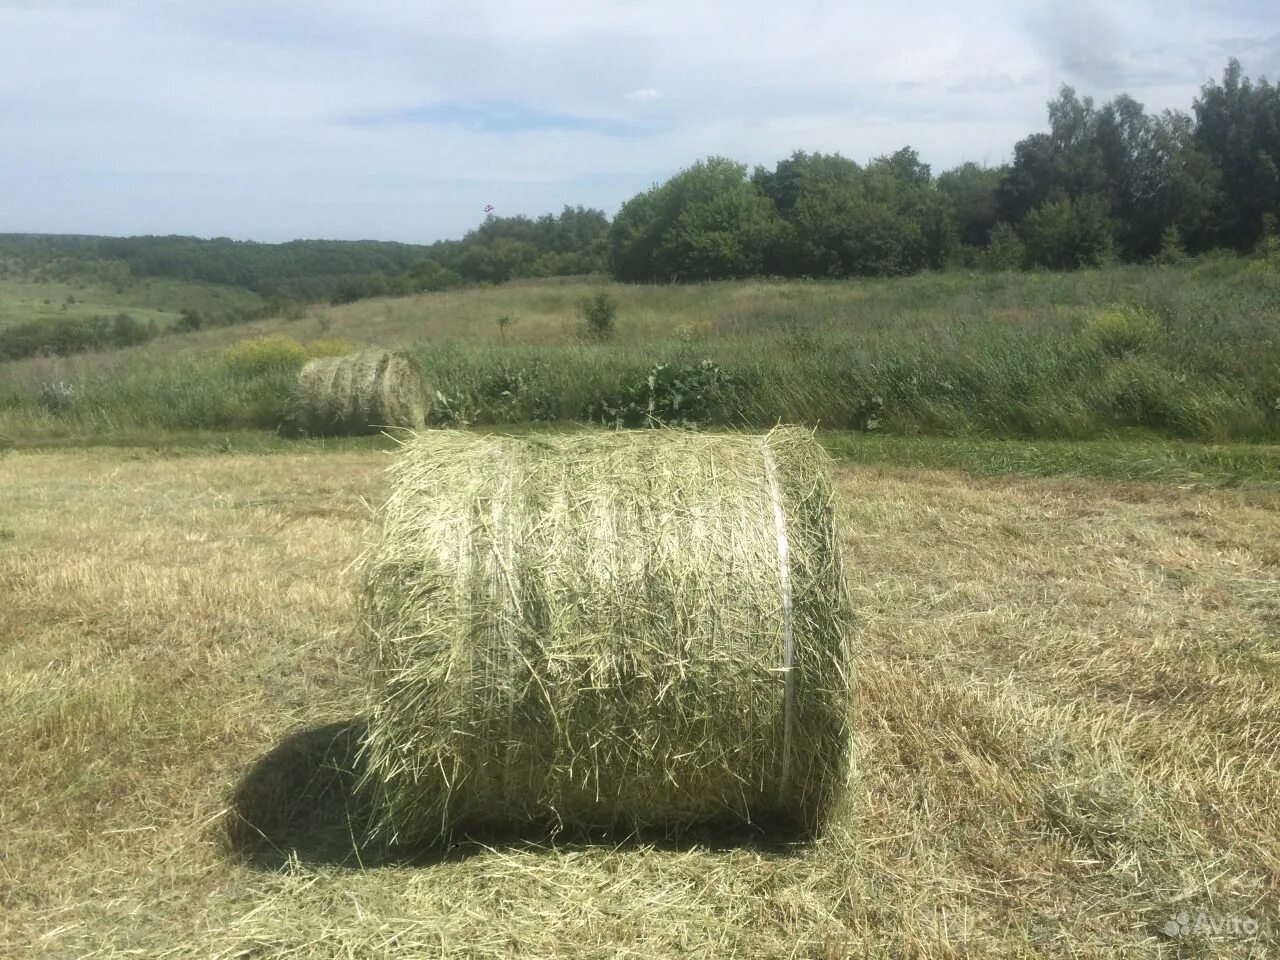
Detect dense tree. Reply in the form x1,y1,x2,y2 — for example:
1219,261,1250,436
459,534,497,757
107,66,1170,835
988,71,1265,266
1194,59,1280,251
462,205,609,262
1023,196,1115,269
609,158,780,282
406,257,463,292
607,190,663,283
995,133,1059,225
0,204,610,305
453,239,542,284
752,151,862,216
937,163,1003,248
983,222,1026,271
1091,96,1222,259
995,88,1111,226
748,148,956,277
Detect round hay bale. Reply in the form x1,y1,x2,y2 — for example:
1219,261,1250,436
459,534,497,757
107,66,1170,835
285,349,428,436
358,427,854,845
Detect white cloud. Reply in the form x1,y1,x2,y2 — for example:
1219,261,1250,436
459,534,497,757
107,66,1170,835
0,0,1274,242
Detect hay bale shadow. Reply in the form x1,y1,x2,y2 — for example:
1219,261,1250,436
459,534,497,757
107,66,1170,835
226,720,813,871
445,813,814,856
226,720,393,869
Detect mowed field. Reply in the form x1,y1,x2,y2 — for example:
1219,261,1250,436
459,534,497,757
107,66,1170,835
2,443,1278,957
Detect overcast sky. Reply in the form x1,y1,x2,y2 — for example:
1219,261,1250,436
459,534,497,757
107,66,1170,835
2,1,1276,244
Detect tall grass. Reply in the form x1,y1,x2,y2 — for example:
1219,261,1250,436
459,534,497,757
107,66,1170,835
2,260,1277,441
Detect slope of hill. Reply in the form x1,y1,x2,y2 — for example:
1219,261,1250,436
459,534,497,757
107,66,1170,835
1,260,1277,445
0,275,264,331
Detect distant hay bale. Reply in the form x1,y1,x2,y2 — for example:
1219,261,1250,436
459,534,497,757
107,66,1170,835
358,427,855,846
285,349,428,436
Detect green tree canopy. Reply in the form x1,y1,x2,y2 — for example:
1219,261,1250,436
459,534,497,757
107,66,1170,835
1194,59,1280,251
608,157,781,282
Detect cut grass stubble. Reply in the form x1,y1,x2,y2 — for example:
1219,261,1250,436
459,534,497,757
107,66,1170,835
2,442,1278,956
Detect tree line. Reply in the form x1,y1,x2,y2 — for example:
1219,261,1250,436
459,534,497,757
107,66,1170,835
2,59,1275,301
609,60,1280,280
0,205,612,304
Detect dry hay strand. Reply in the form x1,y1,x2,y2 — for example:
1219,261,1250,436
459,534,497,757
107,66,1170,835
285,349,428,436
358,426,855,847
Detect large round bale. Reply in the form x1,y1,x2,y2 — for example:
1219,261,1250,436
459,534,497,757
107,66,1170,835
285,349,428,436
358,427,854,845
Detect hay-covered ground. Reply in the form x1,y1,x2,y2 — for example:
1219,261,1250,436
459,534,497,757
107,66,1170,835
2,444,1277,958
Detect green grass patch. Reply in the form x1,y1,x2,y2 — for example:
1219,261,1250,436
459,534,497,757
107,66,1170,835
5,421,1277,492
1,263,1277,444
822,432,1280,487
0,275,263,330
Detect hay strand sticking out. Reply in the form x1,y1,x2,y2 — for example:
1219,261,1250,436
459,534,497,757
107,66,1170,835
358,427,855,845
286,349,428,436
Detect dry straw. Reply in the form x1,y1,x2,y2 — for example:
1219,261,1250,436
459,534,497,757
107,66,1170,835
285,349,428,436
358,427,855,846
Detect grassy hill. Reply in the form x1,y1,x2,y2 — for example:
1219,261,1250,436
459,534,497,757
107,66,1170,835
0,274,264,331
1,258,1277,445
0,232,437,303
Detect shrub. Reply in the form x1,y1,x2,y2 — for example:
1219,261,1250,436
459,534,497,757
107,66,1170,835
36,381,78,413
1151,226,1189,266
984,223,1026,271
427,362,554,426
1095,355,1185,433
222,335,308,377
408,258,464,292
1257,213,1279,260
0,320,60,360
580,291,618,340
1024,197,1115,270
110,312,154,348
0,313,156,361
430,389,471,426
1085,306,1162,357
589,360,736,428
